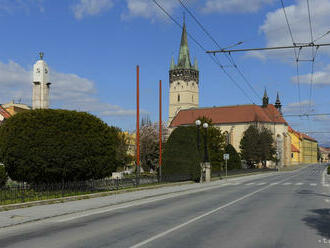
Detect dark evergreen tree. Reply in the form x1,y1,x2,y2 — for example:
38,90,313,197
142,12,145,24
162,126,200,181
258,127,276,167
225,144,241,170
0,164,7,188
240,125,260,168
0,109,121,184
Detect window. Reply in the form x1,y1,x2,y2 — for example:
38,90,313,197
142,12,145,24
192,95,194,102
178,94,180,102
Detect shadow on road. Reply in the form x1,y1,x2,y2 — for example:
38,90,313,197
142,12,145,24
302,209,330,239
297,189,330,198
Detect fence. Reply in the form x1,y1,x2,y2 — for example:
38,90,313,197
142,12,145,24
0,174,191,205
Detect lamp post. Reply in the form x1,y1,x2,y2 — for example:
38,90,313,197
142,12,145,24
195,120,201,152
202,122,209,163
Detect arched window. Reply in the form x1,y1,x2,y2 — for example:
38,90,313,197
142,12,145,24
192,95,194,102
178,94,180,102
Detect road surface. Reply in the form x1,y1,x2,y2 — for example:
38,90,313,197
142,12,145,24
0,164,329,248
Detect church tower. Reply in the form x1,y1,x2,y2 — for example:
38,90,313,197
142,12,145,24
33,52,51,109
262,88,269,108
168,21,199,124
275,92,282,115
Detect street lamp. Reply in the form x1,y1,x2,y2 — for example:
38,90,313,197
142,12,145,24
195,119,201,151
203,122,209,162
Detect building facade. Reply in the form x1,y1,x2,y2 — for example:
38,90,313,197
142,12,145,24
170,94,292,167
168,22,199,125
33,52,51,110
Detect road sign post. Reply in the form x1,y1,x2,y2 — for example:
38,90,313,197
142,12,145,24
224,153,229,179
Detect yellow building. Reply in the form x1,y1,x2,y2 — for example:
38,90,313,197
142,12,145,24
2,101,31,116
300,133,318,164
288,126,318,164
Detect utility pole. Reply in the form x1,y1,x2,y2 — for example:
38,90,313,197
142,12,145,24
136,65,140,186
159,80,162,182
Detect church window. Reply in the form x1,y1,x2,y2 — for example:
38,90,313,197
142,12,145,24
178,94,180,102
192,95,194,102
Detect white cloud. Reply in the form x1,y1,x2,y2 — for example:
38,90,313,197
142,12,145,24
252,0,330,60
72,0,114,20
202,0,274,13
122,0,178,20
0,60,138,117
282,100,314,114
0,0,44,15
291,65,330,86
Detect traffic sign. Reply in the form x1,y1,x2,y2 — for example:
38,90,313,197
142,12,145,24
224,153,229,160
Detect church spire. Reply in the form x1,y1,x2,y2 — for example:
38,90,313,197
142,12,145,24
177,18,192,69
275,92,282,114
262,88,269,107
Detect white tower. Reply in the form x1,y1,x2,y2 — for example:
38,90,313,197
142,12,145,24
168,21,199,125
33,52,51,109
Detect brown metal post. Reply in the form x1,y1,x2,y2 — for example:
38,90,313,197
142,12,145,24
159,80,162,182
136,65,140,185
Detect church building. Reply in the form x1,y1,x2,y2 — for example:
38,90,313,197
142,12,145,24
168,23,292,167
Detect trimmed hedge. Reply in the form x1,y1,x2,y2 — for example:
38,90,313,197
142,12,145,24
0,109,120,184
0,164,7,187
162,126,201,181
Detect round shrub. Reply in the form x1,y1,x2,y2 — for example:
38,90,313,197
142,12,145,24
162,126,200,181
0,109,120,184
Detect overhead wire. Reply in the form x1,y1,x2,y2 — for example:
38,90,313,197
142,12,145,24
280,0,303,114
178,0,262,101
152,0,255,103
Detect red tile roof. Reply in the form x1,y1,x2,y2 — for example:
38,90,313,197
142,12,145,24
300,133,317,142
170,104,287,127
288,126,317,142
291,144,300,153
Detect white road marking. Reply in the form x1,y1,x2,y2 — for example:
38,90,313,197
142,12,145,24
129,174,298,248
310,183,317,186
325,199,330,203
321,168,330,187
270,182,279,185
295,183,303,186
256,182,266,185
283,182,292,185
246,182,255,185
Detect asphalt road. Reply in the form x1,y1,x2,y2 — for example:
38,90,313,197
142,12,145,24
0,164,329,248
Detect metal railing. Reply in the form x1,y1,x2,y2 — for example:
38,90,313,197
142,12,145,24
0,174,192,205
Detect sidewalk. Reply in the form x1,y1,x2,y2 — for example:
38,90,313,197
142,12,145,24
0,172,277,228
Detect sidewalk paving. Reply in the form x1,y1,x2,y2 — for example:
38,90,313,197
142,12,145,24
0,172,277,228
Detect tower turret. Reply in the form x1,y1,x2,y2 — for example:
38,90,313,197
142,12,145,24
33,52,51,109
168,20,199,125
275,92,282,115
262,88,269,107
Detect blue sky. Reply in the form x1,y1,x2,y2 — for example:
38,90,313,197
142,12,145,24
0,0,329,145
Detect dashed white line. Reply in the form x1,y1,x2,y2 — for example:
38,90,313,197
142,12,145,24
310,183,317,186
270,182,279,185
283,182,292,185
246,182,255,185
129,174,298,248
295,182,304,186
257,182,266,185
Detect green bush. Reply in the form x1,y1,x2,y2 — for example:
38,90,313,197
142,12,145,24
162,126,200,181
327,166,330,175
225,144,241,170
0,164,8,187
0,109,120,184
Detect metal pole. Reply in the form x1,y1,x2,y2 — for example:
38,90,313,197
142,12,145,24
136,65,140,186
225,159,228,179
204,128,209,162
159,80,162,182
